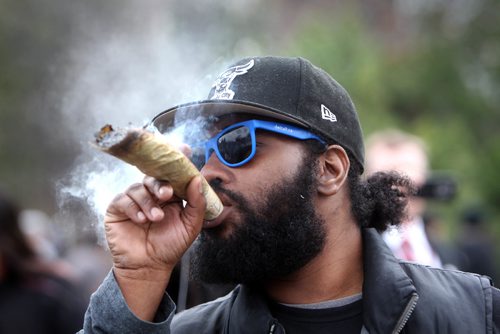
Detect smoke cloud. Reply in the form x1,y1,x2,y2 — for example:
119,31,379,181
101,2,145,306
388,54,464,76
53,1,262,243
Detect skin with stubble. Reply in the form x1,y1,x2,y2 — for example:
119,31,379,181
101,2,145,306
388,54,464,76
103,118,364,321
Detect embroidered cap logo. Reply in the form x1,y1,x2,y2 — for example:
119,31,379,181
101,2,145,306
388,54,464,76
321,104,337,122
210,59,255,100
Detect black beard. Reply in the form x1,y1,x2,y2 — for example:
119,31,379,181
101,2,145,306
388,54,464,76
190,153,326,284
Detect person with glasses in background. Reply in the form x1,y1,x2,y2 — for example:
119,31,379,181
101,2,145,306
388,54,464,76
81,56,499,334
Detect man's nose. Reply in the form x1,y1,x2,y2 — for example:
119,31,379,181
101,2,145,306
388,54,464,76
200,152,232,186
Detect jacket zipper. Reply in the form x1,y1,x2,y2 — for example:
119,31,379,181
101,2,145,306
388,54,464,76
392,293,419,334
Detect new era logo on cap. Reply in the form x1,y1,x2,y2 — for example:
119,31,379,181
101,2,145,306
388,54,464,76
321,104,337,122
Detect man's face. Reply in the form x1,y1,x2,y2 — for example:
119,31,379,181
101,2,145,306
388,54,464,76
190,115,327,284
365,142,427,187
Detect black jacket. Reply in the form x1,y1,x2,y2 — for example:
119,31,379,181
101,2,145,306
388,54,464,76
172,228,499,333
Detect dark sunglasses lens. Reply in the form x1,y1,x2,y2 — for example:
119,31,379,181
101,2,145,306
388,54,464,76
217,126,252,165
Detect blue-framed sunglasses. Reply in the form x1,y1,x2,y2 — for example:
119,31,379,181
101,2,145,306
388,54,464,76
190,119,326,168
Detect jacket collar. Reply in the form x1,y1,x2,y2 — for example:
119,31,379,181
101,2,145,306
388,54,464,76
228,284,278,333
226,228,418,333
362,228,418,333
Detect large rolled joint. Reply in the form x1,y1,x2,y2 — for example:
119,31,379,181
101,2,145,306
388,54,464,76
93,124,223,220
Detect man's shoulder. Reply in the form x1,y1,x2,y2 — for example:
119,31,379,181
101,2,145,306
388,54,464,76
399,261,497,331
399,260,493,289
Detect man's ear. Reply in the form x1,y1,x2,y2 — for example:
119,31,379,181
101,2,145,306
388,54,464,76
317,145,350,196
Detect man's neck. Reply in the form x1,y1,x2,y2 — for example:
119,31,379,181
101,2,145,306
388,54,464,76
264,221,363,305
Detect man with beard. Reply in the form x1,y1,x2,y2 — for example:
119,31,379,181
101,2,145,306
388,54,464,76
81,56,499,333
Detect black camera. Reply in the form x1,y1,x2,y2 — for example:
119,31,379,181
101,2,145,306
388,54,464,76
416,173,457,201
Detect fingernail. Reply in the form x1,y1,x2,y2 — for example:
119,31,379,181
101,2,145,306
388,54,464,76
159,185,172,197
151,207,163,219
137,211,146,221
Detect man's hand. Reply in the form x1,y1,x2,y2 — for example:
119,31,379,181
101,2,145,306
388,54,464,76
104,175,207,320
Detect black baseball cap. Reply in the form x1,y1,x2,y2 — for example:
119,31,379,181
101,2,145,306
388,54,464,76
151,56,365,170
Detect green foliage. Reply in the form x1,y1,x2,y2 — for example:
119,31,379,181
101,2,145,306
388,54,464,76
286,9,396,135
0,0,76,209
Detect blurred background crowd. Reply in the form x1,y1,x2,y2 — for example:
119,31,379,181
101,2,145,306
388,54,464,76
0,0,499,332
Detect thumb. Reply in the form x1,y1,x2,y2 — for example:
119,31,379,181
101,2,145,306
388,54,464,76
182,176,207,232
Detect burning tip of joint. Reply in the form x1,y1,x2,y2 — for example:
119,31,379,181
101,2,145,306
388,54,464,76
94,124,114,141
93,124,131,148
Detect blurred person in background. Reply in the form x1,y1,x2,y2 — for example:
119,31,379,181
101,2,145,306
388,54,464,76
422,210,464,270
0,190,87,334
365,129,456,268
63,229,114,301
19,208,79,282
457,206,498,283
